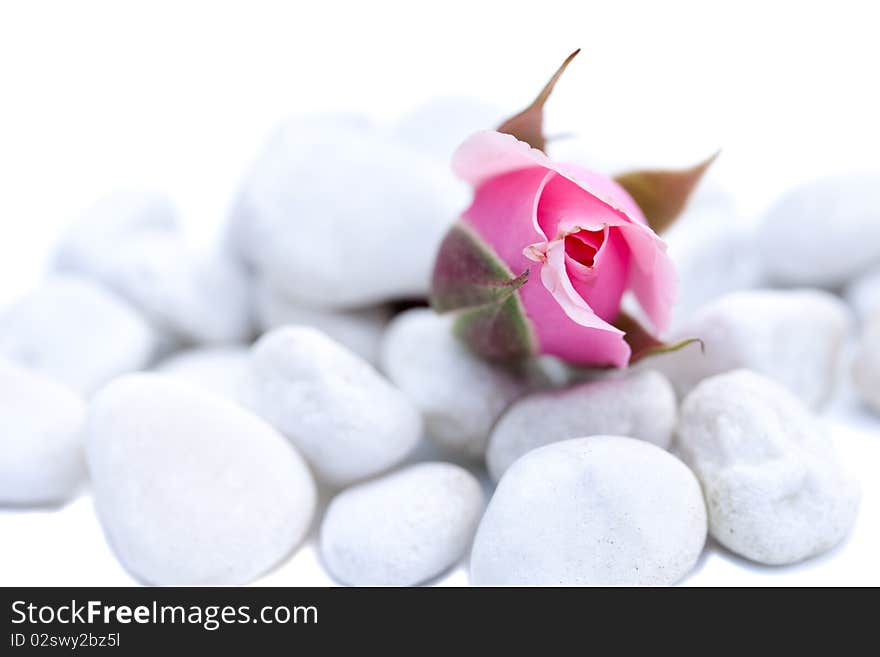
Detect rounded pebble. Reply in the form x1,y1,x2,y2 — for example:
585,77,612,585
85,374,316,585
321,462,484,586
156,347,257,411
487,370,677,481
0,275,158,394
252,326,422,487
381,309,528,458
228,115,467,308
852,312,880,414
0,359,87,506
58,228,253,345
471,436,707,586
648,289,850,407
678,369,860,565
255,280,389,365
52,190,179,273
661,187,763,326
392,97,504,162
757,174,880,287
844,267,880,321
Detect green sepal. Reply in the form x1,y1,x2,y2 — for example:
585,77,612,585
431,222,529,312
453,294,536,361
431,222,536,360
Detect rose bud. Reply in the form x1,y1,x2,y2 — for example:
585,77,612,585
431,51,713,367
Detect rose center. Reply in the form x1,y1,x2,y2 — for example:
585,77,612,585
564,228,606,268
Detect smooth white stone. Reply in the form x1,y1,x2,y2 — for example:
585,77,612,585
52,190,179,273
486,370,677,481
57,225,253,345
228,114,468,308
662,188,763,327
0,275,158,394
0,359,87,506
155,347,257,411
471,436,707,585
852,312,880,414
757,174,880,287
381,309,528,459
86,374,316,585
392,97,504,162
251,326,422,487
647,289,850,407
678,369,860,565
254,280,389,365
320,462,484,586
844,267,880,321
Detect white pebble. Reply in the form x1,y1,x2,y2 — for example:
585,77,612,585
471,436,707,585
0,359,87,506
757,174,880,287
57,226,253,345
381,309,528,458
852,312,880,413
320,462,484,586
228,115,467,308
662,188,763,326
678,370,860,565
156,347,257,411
252,326,422,487
392,97,504,163
0,275,158,394
86,374,316,585
255,280,389,364
486,370,676,481
647,289,850,407
53,190,179,272
844,267,880,321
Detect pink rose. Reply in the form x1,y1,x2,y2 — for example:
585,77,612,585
432,130,676,367
431,51,712,367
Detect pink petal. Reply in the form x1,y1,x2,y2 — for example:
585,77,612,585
566,228,631,322
556,162,649,227
460,162,629,367
521,261,631,367
536,170,676,333
536,172,627,243
540,240,623,333
453,131,555,188
461,166,551,272
617,222,677,333
454,129,675,361
454,131,647,225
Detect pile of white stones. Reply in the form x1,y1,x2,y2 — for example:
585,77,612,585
1,100,877,586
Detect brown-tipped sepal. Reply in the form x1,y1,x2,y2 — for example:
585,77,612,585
614,311,703,364
497,49,580,152
614,152,719,234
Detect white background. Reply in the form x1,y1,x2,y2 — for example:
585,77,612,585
1,0,879,586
